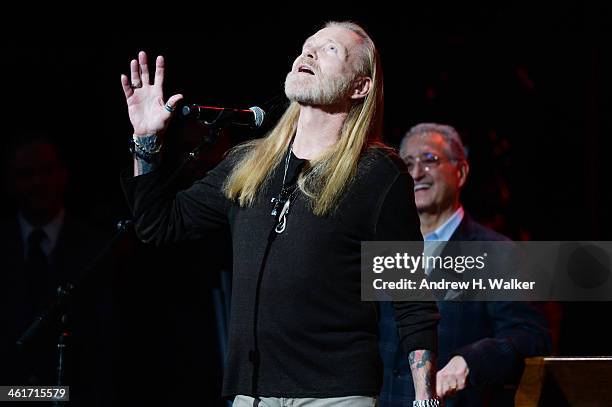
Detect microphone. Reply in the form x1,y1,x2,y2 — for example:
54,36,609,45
182,104,265,128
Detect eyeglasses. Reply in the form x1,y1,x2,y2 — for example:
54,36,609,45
403,152,446,172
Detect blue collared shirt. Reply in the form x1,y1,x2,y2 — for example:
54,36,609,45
423,206,464,242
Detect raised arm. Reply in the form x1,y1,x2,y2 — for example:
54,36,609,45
120,51,184,176
119,51,235,246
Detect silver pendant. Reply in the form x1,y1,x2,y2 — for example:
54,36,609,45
274,199,291,233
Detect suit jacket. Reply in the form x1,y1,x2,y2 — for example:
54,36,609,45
378,215,551,407
0,214,113,406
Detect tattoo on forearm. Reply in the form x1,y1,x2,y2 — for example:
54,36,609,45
410,349,433,368
409,350,436,399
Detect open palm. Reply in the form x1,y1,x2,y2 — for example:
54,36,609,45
120,51,183,137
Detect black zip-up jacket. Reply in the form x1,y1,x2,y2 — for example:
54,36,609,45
121,145,439,398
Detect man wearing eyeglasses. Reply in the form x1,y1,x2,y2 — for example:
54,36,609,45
400,124,468,238
377,123,551,406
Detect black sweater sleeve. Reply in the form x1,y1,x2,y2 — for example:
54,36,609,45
120,155,235,245
453,301,551,387
374,170,440,355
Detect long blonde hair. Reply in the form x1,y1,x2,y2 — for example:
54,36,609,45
224,21,384,216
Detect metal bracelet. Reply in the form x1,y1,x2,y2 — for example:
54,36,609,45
129,135,162,163
413,400,441,407
132,134,162,154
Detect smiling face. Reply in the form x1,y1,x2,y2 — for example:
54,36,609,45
400,132,468,214
285,25,365,106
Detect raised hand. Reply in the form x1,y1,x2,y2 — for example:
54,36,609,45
120,51,183,137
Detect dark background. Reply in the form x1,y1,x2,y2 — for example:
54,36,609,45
3,4,611,405
5,5,612,239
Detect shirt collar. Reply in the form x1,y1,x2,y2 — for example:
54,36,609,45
424,206,464,242
18,209,65,256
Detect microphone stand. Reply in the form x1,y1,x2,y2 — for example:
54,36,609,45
17,219,133,405
187,113,233,407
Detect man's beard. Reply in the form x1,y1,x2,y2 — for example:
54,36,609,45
284,69,355,106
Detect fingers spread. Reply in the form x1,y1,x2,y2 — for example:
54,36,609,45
166,94,184,110
154,55,165,86
139,51,150,85
121,74,134,99
130,59,142,88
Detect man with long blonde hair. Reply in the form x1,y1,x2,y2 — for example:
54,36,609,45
120,21,439,406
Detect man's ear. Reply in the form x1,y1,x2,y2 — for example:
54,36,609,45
350,76,372,100
457,160,470,188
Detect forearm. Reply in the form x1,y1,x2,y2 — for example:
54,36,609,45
134,156,160,176
121,150,233,246
409,349,436,400
131,134,162,176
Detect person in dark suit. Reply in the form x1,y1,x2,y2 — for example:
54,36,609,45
377,123,551,407
0,136,113,406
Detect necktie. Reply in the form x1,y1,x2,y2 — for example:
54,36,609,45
25,228,51,310
23,229,58,385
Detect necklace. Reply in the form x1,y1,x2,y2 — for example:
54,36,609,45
270,141,300,233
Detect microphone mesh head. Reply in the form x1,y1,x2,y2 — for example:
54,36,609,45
181,105,192,117
249,106,265,128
